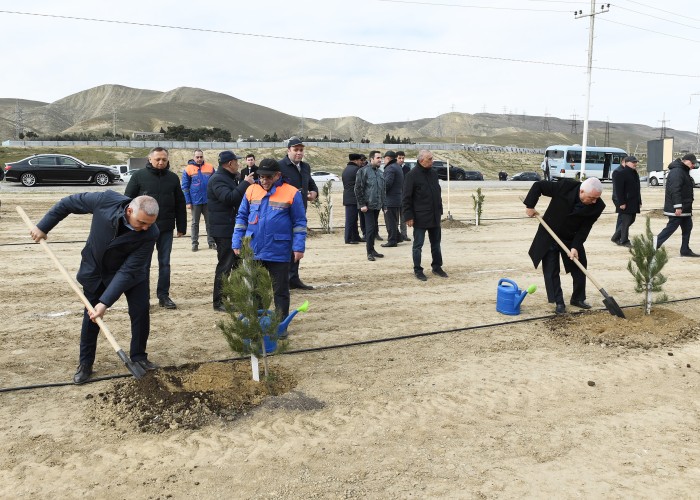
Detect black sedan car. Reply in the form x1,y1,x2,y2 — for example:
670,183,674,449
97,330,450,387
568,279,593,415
509,171,542,181
432,161,467,180
3,154,120,187
463,170,484,181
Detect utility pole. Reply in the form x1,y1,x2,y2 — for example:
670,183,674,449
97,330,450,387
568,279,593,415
658,113,669,139
570,112,578,134
575,1,610,178
690,93,700,153
542,112,551,133
112,108,118,136
604,119,610,146
15,99,24,139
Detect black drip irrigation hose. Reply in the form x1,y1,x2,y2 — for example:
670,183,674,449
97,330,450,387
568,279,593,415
3,294,700,394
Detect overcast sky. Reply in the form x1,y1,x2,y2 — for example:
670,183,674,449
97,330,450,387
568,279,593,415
2,0,700,136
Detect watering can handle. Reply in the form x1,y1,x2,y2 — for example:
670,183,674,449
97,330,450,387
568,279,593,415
498,278,518,289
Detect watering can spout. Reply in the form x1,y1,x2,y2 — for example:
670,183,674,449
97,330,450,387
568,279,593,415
514,289,528,308
278,300,309,336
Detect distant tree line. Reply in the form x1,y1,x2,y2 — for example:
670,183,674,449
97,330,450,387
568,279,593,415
19,130,129,141
383,134,413,144
161,126,231,142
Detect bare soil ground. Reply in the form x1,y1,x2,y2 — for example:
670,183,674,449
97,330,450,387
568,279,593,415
1,184,699,498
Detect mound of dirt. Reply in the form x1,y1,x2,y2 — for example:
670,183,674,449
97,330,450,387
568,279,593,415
547,306,700,348
442,217,472,229
89,361,298,433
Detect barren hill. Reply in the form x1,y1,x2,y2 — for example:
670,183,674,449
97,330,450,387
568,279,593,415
1,84,697,152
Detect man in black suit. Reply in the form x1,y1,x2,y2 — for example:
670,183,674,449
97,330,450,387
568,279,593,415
523,178,605,315
342,153,364,244
278,137,318,290
29,191,160,384
611,156,642,247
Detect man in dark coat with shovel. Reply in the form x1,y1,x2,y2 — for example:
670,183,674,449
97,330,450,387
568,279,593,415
523,178,604,315
29,191,160,384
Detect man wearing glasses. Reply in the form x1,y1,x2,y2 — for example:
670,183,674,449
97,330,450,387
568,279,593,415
233,159,307,320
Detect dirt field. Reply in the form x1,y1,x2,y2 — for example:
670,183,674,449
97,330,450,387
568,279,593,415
1,183,699,498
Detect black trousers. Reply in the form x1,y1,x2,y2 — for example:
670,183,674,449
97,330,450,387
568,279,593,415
363,209,380,254
412,226,443,272
262,260,291,319
80,280,150,366
213,235,239,306
384,206,401,245
617,213,637,244
541,243,586,305
657,216,693,253
344,204,361,243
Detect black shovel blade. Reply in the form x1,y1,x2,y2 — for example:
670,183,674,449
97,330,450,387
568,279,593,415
116,349,147,379
603,295,625,318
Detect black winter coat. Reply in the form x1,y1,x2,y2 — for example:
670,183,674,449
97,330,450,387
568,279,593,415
279,156,318,209
124,163,187,234
523,180,605,274
206,167,251,238
36,191,159,306
342,162,361,206
384,159,404,208
612,166,642,214
663,158,695,216
402,164,443,228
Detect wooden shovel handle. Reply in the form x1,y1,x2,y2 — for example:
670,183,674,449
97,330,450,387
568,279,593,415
16,206,122,352
528,208,604,291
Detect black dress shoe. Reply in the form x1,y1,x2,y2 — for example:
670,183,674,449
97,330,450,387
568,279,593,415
358,237,366,242
570,300,592,309
680,250,700,257
213,303,226,312
159,296,177,309
135,358,159,371
346,241,359,245
402,237,411,242
380,243,397,247
371,251,384,258
73,364,93,384
618,241,632,248
415,271,428,281
375,234,384,241
290,280,314,290
367,253,376,261
555,303,566,315
432,268,449,278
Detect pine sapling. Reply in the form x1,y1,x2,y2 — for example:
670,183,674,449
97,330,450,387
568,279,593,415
311,180,334,233
471,187,485,226
217,237,283,379
627,216,668,315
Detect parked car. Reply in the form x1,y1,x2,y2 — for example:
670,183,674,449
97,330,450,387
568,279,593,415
648,165,700,187
509,171,542,181
310,171,340,183
463,170,484,181
4,154,120,187
432,161,467,180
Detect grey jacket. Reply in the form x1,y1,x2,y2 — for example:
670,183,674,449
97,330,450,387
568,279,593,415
355,165,386,210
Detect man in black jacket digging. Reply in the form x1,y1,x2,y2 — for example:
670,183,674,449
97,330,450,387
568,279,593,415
30,192,160,384
523,177,605,315
125,147,187,309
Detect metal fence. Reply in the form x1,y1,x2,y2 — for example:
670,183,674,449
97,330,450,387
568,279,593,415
1,140,544,155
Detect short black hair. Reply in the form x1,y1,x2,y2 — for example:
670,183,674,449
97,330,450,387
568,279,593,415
396,151,405,156
246,153,255,160
369,150,380,159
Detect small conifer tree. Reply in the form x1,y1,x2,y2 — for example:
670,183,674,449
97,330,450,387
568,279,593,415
311,180,334,233
217,238,282,378
471,187,485,226
627,216,668,315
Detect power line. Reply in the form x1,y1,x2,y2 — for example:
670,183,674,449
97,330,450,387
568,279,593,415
619,0,700,23
379,0,568,12
1,10,699,79
613,5,700,31
600,17,700,44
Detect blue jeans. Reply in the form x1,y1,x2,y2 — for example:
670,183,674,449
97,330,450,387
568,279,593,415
147,229,173,299
412,226,443,273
